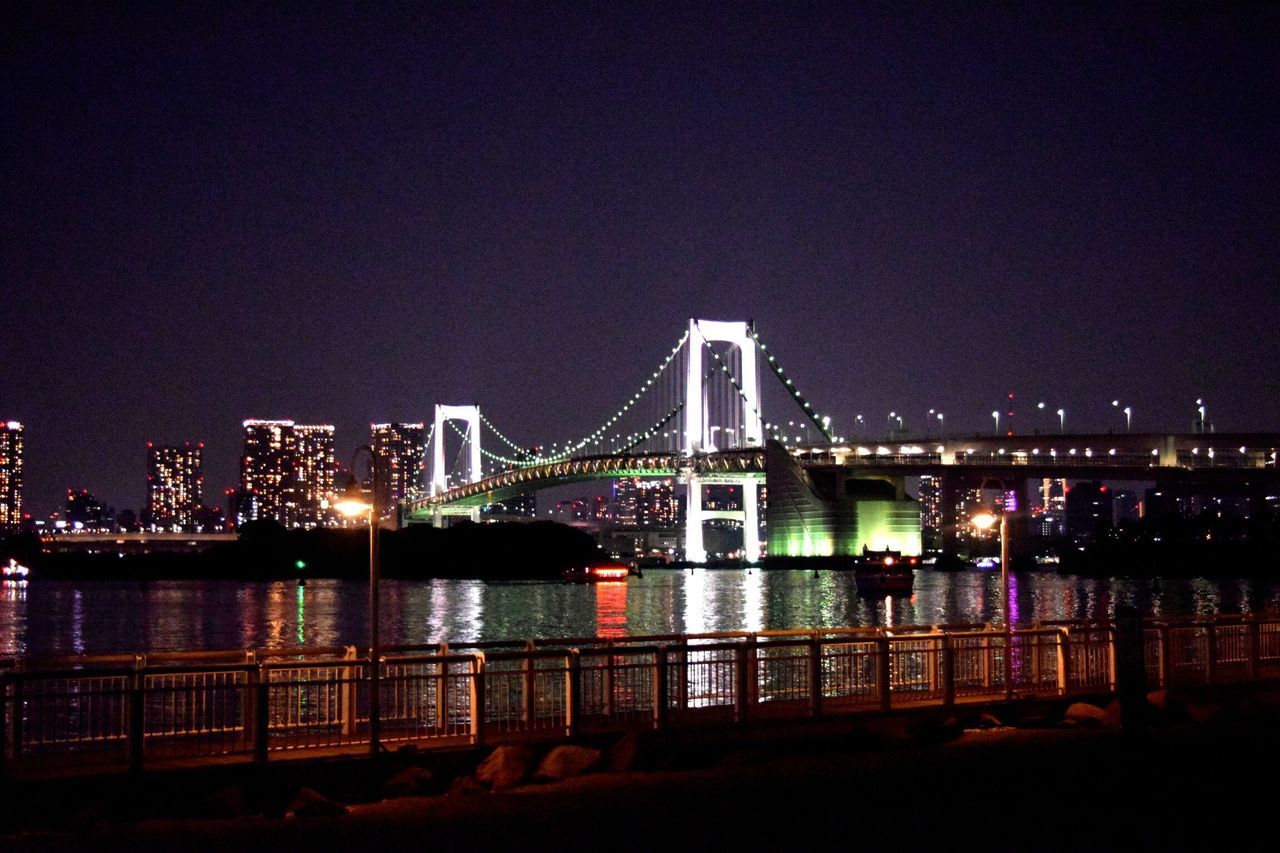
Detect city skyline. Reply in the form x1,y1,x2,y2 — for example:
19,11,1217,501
3,5,1277,517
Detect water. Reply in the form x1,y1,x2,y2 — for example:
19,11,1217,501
3,569,1280,657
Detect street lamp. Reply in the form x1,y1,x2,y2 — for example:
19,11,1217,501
1057,408,1065,433
334,446,383,757
1123,407,1131,432
936,411,944,435
855,414,864,437
971,511,1010,626
992,410,1000,435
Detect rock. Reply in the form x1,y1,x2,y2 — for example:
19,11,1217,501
1104,698,1123,727
1064,702,1110,728
200,785,252,819
609,732,648,772
447,775,488,796
535,745,603,781
716,749,765,769
911,716,964,746
1146,690,1169,713
1057,718,1080,729
475,745,536,791
976,712,1004,729
384,766,435,798
1184,702,1225,725
286,787,347,819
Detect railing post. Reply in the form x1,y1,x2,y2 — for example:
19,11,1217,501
1205,622,1218,686
602,641,614,719
1004,628,1014,701
567,649,581,738
523,641,536,730
1248,619,1261,682
253,663,269,763
876,636,892,712
734,642,750,723
436,643,449,734
341,646,357,736
653,646,669,729
129,655,145,774
940,635,955,707
808,634,823,717
1056,628,1070,696
1115,606,1147,737
470,653,486,746
1157,625,1171,688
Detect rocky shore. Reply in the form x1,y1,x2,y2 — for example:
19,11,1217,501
6,684,1280,851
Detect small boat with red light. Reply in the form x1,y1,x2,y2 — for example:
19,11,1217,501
561,561,635,583
853,548,916,594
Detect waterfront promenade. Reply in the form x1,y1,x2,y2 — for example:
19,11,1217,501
3,614,1278,778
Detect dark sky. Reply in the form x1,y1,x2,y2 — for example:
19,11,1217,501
3,2,1278,517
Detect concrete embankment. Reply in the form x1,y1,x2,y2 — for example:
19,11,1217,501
6,685,1280,851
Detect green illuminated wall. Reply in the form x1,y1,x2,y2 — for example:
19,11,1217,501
764,442,921,559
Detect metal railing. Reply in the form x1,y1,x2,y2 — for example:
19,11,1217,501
4,616,1280,777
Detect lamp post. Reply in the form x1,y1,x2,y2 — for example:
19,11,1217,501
992,410,1000,435
335,447,382,758
1057,408,1065,433
971,511,1010,626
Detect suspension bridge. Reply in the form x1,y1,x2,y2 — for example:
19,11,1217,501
400,318,1280,563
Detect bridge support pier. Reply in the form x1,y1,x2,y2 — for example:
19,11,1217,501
685,473,706,564
743,481,760,563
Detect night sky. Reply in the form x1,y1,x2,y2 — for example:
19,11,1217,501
3,3,1278,517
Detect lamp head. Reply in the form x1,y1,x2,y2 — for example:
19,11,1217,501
971,512,998,531
334,474,372,517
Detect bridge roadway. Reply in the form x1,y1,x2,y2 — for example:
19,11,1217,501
403,432,1280,520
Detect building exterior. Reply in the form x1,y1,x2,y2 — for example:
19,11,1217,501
293,424,336,527
0,421,22,532
238,420,296,526
1035,477,1068,539
918,475,943,550
146,442,204,530
65,489,113,532
371,422,426,508
1066,481,1113,545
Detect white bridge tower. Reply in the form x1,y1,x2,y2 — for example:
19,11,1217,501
430,404,483,525
682,319,764,564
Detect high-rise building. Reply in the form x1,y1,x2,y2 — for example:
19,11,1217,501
0,421,22,532
146,442,204,530
371,423,425,508
918,475,943,549
239,420,297,526
65,489,113,532
636,478,677,526
1035,478,1067,539
293,424,336,526
1066,481,1113,545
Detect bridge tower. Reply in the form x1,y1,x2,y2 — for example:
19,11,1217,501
430,404,483,525
684,319,763,454
683,319,764,564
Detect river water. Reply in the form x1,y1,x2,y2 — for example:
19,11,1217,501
3,569,1280,658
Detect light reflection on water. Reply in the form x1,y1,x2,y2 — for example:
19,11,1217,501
3,570,1280,657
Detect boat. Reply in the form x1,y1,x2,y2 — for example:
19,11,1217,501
2,558,30,580
561,561,634,583
853,547,916,594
